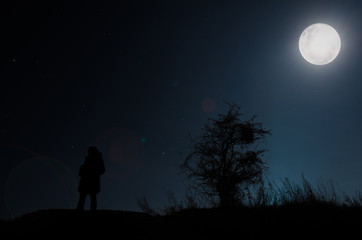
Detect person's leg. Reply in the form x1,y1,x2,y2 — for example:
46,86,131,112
90,193,97,211
77,192,86,210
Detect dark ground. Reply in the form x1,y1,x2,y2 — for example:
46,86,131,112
1,207,362,238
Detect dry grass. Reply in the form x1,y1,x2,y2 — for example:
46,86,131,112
137,175,362,215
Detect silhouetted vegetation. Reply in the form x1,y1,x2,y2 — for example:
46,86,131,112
244,175,346,207
181,103,270,207
136,195,157,216
137,175,362,215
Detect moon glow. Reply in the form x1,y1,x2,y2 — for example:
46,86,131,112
299,23,341,65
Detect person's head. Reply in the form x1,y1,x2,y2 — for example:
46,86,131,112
88,146,100,156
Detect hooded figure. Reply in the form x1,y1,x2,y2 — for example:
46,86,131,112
77,146,105,210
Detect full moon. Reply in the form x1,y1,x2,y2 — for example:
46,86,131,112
299,23,341,65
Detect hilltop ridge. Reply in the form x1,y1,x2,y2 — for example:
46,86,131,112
1,206,362,238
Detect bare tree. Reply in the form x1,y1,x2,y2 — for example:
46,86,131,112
181,103,270,207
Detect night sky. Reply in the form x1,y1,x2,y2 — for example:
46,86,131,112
1,1,361,219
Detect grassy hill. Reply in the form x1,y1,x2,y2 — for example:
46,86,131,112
1,206,362,238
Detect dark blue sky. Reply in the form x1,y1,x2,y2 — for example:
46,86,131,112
1,0,361,219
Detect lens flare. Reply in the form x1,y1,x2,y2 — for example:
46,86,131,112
5,156,77,218
202,98,217,113
95,128,144,180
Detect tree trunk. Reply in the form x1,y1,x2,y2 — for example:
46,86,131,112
219,187,235,208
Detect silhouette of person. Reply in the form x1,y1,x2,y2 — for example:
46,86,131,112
77,146,105,211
